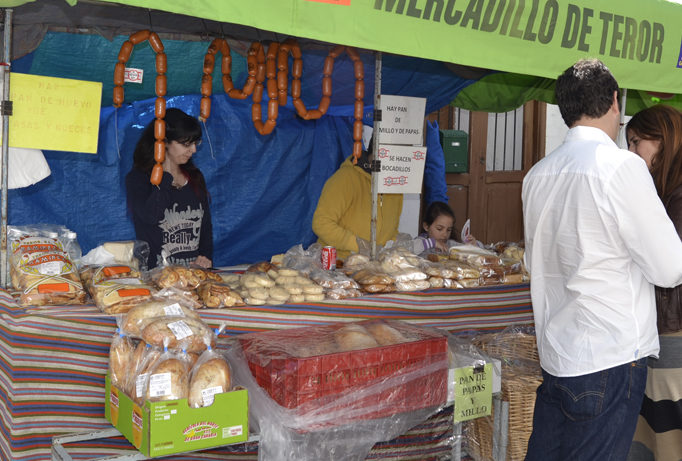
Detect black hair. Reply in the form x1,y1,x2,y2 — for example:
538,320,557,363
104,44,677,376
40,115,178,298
555,58,621,127
131,108,207,198
422,201,455,227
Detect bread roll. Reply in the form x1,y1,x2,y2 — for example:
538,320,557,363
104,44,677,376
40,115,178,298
366,322,408,346
334,325,379,351
145,357,189,402
188,357,232,408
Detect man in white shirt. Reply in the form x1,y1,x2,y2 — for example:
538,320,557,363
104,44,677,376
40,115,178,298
522,58,682,460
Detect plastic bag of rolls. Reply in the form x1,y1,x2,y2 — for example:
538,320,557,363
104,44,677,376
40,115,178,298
8,228,87,306
81,264,156,314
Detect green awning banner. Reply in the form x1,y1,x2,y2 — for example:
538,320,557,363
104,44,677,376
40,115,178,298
28,0,681,94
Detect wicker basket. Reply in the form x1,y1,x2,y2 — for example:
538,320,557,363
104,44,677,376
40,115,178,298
465,330,542,461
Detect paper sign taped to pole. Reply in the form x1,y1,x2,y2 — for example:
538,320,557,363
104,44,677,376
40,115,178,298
376,95,426,146
6,73,102,153
377,144,427,194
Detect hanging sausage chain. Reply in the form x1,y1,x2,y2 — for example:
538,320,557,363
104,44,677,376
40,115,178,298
114,32,367,185
199,38,365,160
114,29,168,185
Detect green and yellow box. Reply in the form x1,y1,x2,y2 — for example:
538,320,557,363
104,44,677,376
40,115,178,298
105,376,248,457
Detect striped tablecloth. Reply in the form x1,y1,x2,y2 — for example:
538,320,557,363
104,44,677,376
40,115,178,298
0,284,532,460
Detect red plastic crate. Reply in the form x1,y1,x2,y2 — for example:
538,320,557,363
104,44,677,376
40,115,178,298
239,320,448,424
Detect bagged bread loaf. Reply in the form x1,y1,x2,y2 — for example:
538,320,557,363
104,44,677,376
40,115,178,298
144,353,190,403
188,352,232,408
109,332,136,389
141,315,216,353
122,297,201,338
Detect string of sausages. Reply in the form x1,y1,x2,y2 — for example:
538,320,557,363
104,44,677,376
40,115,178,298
113,29,167,185
114,32,367,186
200,38,365,158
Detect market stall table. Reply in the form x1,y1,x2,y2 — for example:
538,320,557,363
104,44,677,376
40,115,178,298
0,284,532,460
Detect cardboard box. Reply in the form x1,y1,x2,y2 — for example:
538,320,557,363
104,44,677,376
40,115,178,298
240,320,448,425
105,376,248,457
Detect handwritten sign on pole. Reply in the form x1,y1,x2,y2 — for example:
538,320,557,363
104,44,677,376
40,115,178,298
7,73,102,153
376,144,427,194
376,95,426,146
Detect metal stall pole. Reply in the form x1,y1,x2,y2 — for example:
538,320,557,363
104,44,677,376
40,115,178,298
370,51,382,260
0,9,12,289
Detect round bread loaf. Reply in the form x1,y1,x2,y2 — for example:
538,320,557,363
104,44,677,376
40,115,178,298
188,357,232,408
145,357,189,402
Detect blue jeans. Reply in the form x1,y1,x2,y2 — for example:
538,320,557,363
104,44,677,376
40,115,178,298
525,358,648,461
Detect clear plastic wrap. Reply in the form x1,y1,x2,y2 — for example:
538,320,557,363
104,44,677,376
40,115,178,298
81,240,150,272
223,319,451,461
281,243,323,274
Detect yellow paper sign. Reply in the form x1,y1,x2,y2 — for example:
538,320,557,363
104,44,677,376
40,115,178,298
7,73,102,153
454,363,492,423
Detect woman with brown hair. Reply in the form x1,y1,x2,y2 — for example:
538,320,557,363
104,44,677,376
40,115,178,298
627,104,682,461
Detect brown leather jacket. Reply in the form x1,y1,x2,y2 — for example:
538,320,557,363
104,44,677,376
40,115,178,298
655,185,682,334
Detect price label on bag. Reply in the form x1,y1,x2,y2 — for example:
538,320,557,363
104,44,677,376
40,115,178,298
453,362,492,423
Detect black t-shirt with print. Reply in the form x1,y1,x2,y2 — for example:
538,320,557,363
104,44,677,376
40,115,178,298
125,168,213,269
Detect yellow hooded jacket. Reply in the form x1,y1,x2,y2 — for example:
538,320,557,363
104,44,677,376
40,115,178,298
312,156,403,259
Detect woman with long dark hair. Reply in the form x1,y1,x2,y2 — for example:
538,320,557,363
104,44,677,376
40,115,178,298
125,108,212,269
627,104,682,461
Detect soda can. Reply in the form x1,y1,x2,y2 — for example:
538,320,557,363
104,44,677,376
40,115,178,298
321,246,337,270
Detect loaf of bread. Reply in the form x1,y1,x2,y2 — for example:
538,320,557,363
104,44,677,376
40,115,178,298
188,356,232,408
122,300,201,338
334,324,379,351
365,322,409,346
145,357,189,402
109,335,135,389
141,316,215,353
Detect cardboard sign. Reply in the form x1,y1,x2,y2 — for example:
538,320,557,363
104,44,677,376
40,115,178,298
454,363,492,423
376,95,426,146
376,144,427,194
7,73,102,153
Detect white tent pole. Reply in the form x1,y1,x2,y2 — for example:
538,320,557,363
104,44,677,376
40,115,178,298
1,9,11,289
370,51,382,260
618,88,628,149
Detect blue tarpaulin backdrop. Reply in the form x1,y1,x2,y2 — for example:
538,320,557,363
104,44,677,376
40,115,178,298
9,32,474,266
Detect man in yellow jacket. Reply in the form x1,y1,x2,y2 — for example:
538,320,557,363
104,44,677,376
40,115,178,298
312,137,403,260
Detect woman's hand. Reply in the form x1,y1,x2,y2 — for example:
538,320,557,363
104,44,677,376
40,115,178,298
192,255,212,269
435,239,449,252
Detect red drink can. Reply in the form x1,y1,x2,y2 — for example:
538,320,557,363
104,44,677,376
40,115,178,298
321,246,337,270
